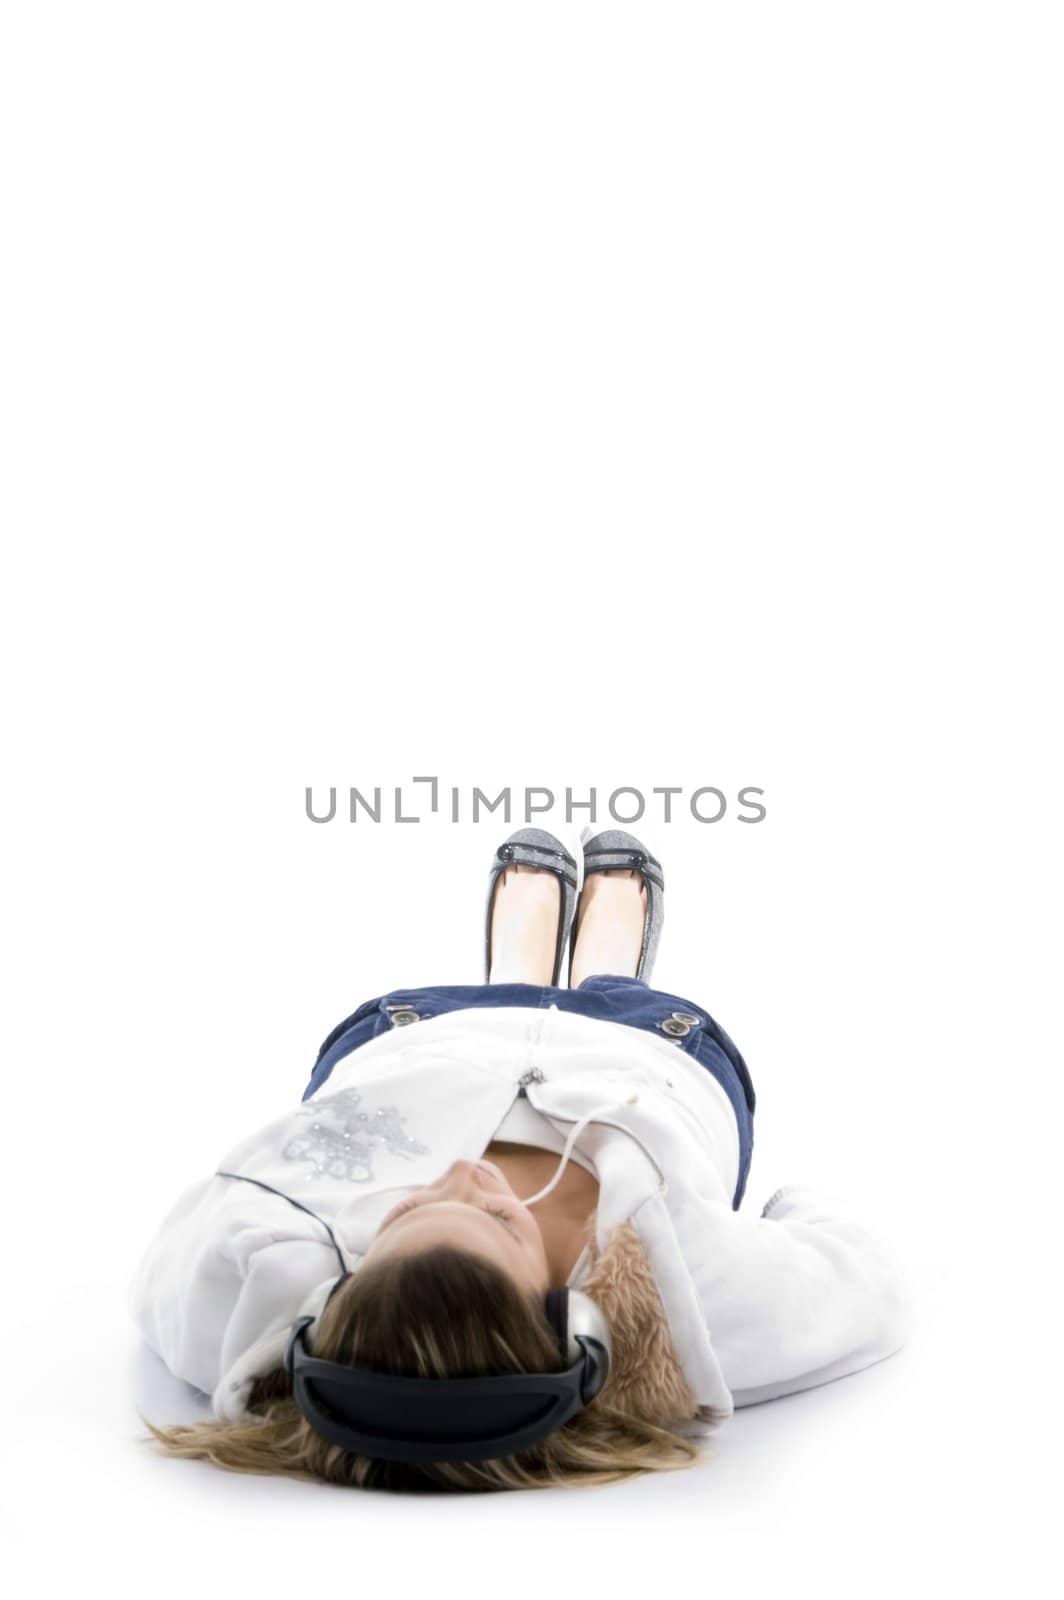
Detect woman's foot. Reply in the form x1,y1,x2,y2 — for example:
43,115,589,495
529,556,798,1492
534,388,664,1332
568,869,647,988
487,866,561,985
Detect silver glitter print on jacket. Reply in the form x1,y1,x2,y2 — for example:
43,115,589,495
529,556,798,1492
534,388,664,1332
282,1086,430,1183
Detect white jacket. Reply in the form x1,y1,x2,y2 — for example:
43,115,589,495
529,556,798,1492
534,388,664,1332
128,1003,912,1433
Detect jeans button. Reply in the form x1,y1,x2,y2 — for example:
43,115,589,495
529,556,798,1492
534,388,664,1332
672,1011,702,1026
660,1017,690,1037
389,1009,420,1026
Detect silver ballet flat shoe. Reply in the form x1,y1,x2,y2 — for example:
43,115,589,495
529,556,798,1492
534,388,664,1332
484,825,582,985
570,824,665,985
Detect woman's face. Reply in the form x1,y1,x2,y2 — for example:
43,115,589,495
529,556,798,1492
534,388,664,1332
364,1158,550,1294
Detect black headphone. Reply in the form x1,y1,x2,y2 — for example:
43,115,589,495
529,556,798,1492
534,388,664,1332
219,1171,613,1464
284,1272,612,1463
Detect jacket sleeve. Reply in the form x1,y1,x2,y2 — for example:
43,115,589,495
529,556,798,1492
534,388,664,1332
695,1183,914,1407
127,1174,339,1400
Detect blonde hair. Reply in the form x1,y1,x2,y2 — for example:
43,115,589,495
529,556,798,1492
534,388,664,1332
139,1221,717,1492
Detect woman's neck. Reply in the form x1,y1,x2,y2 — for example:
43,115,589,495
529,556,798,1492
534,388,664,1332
485,1139,599,1284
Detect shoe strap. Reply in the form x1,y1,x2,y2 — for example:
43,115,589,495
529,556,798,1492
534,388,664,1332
496,839,578,882
582,845,663,888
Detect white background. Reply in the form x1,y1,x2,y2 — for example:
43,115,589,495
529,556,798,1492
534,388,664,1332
1,3,1060,1596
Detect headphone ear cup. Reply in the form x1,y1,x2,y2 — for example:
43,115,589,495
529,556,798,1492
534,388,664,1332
544,1287,613,1381
285,1315,315,1380
543,1286,571,1362
563,1289,613,1402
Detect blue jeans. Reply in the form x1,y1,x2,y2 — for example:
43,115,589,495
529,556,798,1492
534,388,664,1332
303,975,756,1208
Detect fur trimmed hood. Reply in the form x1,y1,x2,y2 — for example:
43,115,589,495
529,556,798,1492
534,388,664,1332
582,1220,717,1430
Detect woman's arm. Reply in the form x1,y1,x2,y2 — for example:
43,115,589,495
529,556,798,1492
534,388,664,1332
127,1175,338,1400
692,1184,913,1407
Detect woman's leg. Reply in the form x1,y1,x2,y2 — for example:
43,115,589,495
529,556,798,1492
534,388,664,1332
487,865,561,985
568,870,646,988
